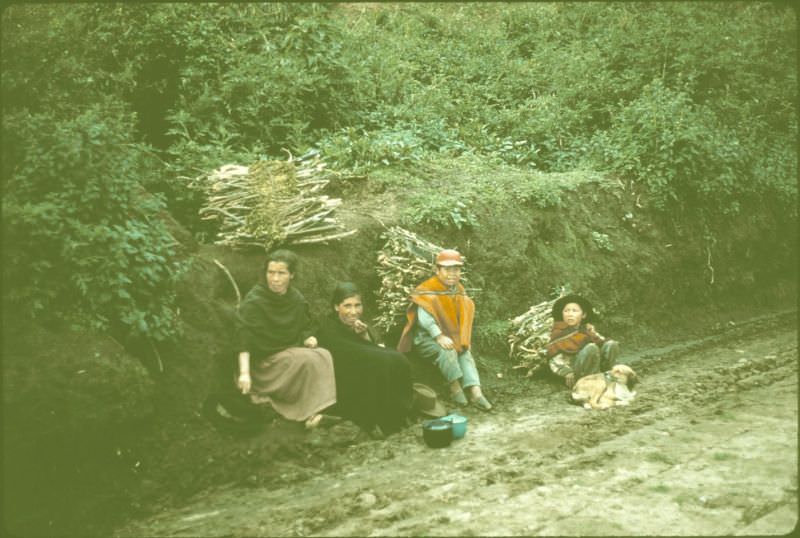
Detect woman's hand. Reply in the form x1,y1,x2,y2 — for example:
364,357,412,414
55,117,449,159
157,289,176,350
352,319,369,334
237,372,252,394
237,352,251,394
436,334,455,350
304,336,318,348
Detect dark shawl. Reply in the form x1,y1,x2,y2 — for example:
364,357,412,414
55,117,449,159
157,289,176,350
317,314,412,434
236,283,315,358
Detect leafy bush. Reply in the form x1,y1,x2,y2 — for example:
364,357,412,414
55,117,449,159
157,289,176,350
336,2,796,217
391,156,601,231
1,1,796,342
588,79,752,214
2,107,184,341
1,6,136,115
403,194,479,230
163,4,363,156
317,125,424,173
317,117,467,174
9,2,793,223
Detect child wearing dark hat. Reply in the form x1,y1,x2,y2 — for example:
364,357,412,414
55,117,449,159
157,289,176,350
546,294,621,388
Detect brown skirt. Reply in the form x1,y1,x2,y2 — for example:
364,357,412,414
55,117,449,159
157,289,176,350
249,347,337,422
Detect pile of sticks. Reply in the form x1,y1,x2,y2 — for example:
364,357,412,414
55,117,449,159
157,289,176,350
507,288,565,377
373,226,470,333
196,152,356,250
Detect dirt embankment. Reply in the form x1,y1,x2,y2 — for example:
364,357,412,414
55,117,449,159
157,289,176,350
115,312,798,537
2,165,797,537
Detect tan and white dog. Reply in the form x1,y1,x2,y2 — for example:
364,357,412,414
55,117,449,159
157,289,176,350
571,364,638,410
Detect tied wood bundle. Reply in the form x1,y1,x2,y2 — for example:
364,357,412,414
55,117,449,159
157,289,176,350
374,226,471,333
197,152,356,251
508,290,565,377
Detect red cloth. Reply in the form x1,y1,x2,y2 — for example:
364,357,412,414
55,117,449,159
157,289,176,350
546,321,605,358
396,275,474,353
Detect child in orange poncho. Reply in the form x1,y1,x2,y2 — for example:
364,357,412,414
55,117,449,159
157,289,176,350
546,294,621,388
397,249,492,411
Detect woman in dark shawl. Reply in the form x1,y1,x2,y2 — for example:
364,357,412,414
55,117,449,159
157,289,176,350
317,282,413,437
236,249,336,428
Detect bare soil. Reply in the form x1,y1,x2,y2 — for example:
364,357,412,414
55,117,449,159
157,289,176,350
114,312,798,537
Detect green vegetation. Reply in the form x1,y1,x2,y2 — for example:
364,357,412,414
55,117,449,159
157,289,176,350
371,156,604,231
2,104,184,340
2,2,796,342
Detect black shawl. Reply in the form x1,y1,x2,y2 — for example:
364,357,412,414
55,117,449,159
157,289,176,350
317,314,412,434
236,283,315,358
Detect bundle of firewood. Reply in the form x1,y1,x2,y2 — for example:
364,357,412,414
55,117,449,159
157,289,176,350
508,289,566,377
373,226,471,333
196,152,356,251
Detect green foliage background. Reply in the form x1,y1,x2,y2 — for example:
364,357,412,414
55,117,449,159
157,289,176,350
2,2,796,341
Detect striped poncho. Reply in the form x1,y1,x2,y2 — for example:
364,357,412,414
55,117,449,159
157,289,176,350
546,321,606,358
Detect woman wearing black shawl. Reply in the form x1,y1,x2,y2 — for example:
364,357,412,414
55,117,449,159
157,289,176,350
236,250,336,428
317,282,413,437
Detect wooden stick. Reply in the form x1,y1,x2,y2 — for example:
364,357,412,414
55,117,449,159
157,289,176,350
213,258,241,307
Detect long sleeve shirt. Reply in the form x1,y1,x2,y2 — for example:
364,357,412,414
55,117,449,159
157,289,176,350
414,306,442,343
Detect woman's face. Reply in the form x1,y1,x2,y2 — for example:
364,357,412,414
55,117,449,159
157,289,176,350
562,302,586,327
265,261,293,295
334,295,363,326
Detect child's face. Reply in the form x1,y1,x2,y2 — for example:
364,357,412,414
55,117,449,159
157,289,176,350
562,303,586,327
435,264,462,287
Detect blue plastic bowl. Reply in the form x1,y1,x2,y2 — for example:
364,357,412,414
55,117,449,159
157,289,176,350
443,413,468,439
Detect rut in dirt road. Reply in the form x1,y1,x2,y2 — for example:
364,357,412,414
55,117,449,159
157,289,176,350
115,313,798,537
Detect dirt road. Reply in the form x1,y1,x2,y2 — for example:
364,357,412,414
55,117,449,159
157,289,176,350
115,314,797,536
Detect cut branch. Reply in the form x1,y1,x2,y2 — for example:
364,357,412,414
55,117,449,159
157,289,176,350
506,288,567,377
373,226,472,333
194,153,356,251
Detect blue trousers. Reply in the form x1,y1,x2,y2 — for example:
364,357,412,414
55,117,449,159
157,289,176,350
414,333,481,389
